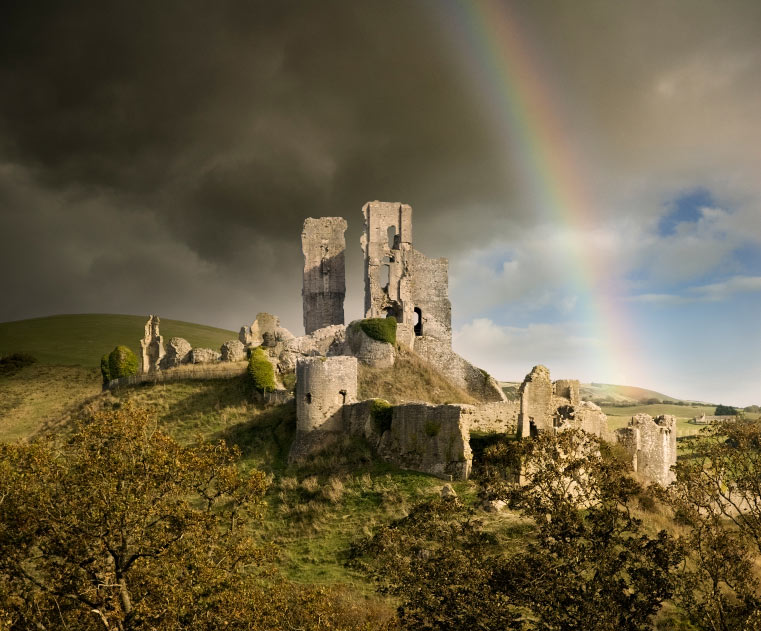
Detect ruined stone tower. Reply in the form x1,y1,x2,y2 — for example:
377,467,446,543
360,201,451,347
302,217,347,335
140,315,164,374
295,356,358,433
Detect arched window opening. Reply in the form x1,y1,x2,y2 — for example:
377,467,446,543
413,307,422,336
306,393,312,404
387,225,397,249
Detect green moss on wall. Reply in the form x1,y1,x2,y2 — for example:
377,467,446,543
359,317,396,345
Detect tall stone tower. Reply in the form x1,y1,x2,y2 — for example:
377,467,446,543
301,217,347,335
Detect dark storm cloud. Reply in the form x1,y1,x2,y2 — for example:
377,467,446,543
0,0,511,329
2,0,761,344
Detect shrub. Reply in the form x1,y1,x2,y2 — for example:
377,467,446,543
248,346,276,393
108,345,139,379
359,317,396,345
100,353,111,385
0,352,37,376
370,399,393,434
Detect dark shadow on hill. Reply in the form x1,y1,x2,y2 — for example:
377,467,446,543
214,401,297,473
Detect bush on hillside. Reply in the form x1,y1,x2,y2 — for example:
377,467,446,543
108,345,139,380
715,404,738,416
248,347,276,393
100,353,111,385
0,352,37,376
358,317,396,345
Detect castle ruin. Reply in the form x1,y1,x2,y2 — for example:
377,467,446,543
130,202,676,487
302,217,347,335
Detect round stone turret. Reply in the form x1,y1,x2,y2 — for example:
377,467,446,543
296,356,358,432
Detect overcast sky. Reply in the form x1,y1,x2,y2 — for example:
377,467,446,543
1,0,759,405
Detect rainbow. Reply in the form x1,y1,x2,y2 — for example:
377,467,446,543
438,0,643,384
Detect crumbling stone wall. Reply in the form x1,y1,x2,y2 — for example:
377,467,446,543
360,201,451,348
466,401,520,434
140,315,165,374
553,379,580,406
160,337,191,369
345,321,395,368
517,366,608,440
239,312,293,348
302,217,347,335
377,403,472,480
220,339,246,362
413,336,506,402
615,414,676,486
517,365,554,437
295,356,358,433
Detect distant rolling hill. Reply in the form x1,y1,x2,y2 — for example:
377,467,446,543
499,380,692,406
0,314,237,366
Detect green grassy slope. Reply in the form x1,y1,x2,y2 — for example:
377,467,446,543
0,314,236,366
500,380,685,406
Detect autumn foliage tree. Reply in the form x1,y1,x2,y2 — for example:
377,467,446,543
353,429,681,631
0,403,272,630
664,420,761,631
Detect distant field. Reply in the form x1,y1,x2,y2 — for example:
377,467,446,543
603,403,719,439
499,380,685,406
600,403,716,419
0,314,236,367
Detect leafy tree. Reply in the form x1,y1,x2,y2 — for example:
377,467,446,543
0,403,272,630
492,429,681,631
664,420,761,631
354,429,681,631
350,497,520,631
714,404,738,416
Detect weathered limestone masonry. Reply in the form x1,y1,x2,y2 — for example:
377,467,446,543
466,401,520,434
616,414,677,486
289,353,473,479
239,312,294,348
295,356,358,432
378,404,472,480
360,201,449,347
140,315,165,373
517,365,554,437
160,337,192,369
289,356,358,463
302,217,347,335
517,365,609,439
358,201,504,402
345,322,395,369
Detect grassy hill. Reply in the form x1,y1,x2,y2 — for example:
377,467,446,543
500,380,690,406
0,314,236,367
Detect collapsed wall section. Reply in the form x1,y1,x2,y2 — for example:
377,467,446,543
616,414,677,486
377,403,472,480
140,315,165,374
302,217,347,335
517,365,554,437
